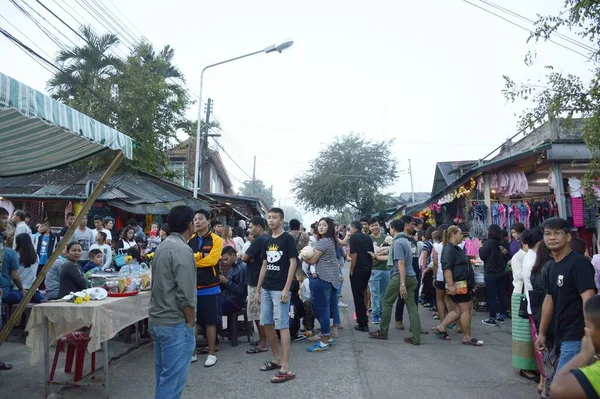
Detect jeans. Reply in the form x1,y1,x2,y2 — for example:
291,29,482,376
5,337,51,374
149,322,195,399
396,267,421,322
260,289,290,330
484,274,508,319
331,286,340,326
380,275,421,343
350,268,371,328
337,258,344,293
557,340,582,371
369,269,391,319
1,289,44,304
310,278,334,336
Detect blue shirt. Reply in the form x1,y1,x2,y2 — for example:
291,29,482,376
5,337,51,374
39,235,50,265
0,244,20,297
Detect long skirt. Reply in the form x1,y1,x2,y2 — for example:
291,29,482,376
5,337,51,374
511,293,537,370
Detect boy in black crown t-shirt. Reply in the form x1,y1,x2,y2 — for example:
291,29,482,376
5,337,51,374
255,208,298,383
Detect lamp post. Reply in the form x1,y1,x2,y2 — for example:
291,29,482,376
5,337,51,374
192,40,294,198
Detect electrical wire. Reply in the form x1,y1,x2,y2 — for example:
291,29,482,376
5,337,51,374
463,0,598,63
9,0,69,51
0,25,57,74
34,0,85,41
0,13,54,61
210,136,253,179
479,0,596,53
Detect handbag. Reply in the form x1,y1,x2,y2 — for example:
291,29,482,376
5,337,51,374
456,280,468,295
518,284,529,319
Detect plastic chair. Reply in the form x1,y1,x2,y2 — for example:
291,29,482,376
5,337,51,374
50,331,96,383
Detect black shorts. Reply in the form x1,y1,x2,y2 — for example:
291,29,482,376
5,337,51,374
434,281,445,290
196,294,221,326
450,292,472,304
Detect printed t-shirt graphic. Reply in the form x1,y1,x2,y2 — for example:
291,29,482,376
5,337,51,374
262,232,298,291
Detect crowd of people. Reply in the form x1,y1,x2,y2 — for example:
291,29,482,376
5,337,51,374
1,203,599,399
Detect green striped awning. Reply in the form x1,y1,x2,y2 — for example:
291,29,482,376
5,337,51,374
0,72,133,177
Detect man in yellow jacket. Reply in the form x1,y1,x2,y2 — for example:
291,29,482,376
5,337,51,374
188,209,223,368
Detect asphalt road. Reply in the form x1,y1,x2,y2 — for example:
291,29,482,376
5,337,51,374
1,268,539,399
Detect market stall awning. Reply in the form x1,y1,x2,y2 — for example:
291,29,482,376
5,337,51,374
0,72,133,177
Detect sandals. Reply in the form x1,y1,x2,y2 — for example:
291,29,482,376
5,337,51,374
246,346,268,354
368,330,388,340
260,361,281,371
404,337,420,346
461,338,484,347
0,361,12,371
431,326,451,341
270,371,295,383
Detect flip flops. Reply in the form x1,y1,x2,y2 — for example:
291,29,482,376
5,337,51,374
461,338,484,347
260,361,281,371
271,371,295,383
431,326,451,341
246,346,268,354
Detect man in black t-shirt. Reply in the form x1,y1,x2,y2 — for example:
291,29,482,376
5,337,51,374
242,216,270,353
349,220,374,331
536,217,597,372
255,208,297,383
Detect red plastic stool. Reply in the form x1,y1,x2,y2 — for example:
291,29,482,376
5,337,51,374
50,331,96,382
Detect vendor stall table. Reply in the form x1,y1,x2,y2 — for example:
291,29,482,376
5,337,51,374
26,291,151,398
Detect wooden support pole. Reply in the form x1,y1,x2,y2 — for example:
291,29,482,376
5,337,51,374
483,175,492,224
0,151,124,346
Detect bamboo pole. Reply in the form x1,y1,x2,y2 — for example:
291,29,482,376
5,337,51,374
0,151,124,346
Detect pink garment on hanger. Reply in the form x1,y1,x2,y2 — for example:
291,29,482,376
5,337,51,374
572,197,584,227
491,174,498,190
499,173,509,193
464,238,472,256
519,172,529,194
525,203,531,229
499,204,507,229
477,176,484,192
505,173,516,196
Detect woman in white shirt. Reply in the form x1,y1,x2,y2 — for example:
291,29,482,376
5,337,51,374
14,233,45,302
509,231,538,380
432,225,449,321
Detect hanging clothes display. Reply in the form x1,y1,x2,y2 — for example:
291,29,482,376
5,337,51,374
583,200,597,229
487,171,529,196
469,202,488,240
571,197,584,227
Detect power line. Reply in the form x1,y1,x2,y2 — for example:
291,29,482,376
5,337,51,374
9,0,69,51
34,0,85,41
463,0,598,63
210,136,253,180
0,25,57,74
479,0,596,53
0,13,54,61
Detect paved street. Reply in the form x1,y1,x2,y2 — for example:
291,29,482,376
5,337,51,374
1,269,539,399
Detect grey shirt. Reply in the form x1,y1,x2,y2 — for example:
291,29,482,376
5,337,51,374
392,233,415,278
68,227,95,260
149,233,197,326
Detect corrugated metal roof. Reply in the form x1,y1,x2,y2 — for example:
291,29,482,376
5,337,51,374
0,166,208,210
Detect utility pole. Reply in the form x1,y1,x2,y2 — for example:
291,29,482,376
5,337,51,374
252,155,257,196
199,99,212,192
408,158,415,203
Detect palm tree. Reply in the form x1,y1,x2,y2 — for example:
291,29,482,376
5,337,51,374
47,25,123,120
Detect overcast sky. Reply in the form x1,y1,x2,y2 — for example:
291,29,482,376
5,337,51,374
0,0,593,222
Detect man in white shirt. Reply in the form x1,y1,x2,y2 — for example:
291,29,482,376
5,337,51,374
11,209,32,249
92,215,112,244
89,231,113,270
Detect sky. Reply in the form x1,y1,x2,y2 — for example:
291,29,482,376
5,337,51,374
0,0,594,223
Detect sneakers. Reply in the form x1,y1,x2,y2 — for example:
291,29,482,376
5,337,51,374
327,338,337,346
306,341,329,352
354,325,369,332
294,333,308,342
496,315,506,324
372,317,381,324
338,300,349,308
482,318,497,326
204,355,217,367
395,321,405,330
191,354,198,363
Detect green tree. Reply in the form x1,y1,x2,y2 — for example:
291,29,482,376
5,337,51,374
502,1,600,196
292,133,397,216
47,25,122,124
113,40,191,173
239,180,275,208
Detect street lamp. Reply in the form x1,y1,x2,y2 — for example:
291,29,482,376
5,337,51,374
192,40,294,198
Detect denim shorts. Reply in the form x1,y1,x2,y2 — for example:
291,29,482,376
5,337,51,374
260,289,290,330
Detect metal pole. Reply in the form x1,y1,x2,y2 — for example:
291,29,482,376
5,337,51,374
192,49,265,198
0,151,125,346
408,159,415,203
252,155,256,195
199,98,212,192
